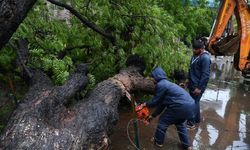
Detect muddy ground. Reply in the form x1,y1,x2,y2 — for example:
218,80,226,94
110,56,250,150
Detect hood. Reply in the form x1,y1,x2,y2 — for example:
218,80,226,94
151,67,167,82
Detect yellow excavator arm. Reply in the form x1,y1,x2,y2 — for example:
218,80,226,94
208,0,250,78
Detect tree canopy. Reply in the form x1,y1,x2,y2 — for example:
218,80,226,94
0,0,216,84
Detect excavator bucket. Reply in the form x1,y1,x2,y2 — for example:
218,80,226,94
211,34,240,56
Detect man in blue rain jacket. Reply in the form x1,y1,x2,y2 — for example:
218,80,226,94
140,67,194,150
187,39,211,129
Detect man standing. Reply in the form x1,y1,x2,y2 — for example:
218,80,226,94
140,67,194,150
187,39,211,129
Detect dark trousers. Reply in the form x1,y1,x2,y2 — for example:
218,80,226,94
154,110,191,149
189,92,202,124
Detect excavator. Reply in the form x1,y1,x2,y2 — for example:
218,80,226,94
135,0,250,123
208,0,250,78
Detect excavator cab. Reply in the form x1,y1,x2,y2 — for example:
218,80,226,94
208,0,250,78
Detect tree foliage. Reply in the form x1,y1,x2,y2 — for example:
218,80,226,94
0,0,216,85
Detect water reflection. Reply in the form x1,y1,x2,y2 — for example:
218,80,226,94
110,56,250,150
192,56,250,150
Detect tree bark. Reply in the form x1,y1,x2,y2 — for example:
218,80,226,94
0,65,155,149
0,0,37,50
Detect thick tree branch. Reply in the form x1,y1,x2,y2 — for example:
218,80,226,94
10,39,37,89
14,39,33,79
0,0,37,50
0,64,155,149
55,64,89,104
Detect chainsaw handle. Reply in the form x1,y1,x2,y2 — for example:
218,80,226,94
136,103,146,111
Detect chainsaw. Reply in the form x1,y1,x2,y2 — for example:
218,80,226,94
135,104,150,124
125,92,150,124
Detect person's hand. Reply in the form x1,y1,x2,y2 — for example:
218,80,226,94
136,103,146,111
193,88,201,96
146,115,154,123
140,103,146,108
179,82,186,88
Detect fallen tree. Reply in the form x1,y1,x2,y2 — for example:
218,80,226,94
0,0,37,50
0,44,155,149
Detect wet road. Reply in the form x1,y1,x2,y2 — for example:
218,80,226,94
110,56,250,150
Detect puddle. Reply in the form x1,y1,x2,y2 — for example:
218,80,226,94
110,56,250,150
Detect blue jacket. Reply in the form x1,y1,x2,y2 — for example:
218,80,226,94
146,67,194,112
188,51,211,92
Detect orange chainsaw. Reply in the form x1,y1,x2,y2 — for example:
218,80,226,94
135,104,150,124
125,92,150,124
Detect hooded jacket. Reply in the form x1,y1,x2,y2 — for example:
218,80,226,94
146,67,194,111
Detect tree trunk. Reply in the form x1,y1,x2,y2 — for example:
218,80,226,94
0,65,155,149
0,0,37,50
